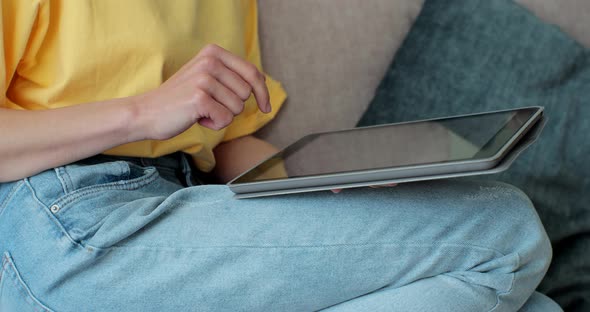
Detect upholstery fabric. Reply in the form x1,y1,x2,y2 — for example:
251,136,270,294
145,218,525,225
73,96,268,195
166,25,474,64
517,0,590,48
256,0,424,148
357,0,590,310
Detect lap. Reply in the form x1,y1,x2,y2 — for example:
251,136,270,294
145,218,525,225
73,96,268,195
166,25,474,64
0,160,552,311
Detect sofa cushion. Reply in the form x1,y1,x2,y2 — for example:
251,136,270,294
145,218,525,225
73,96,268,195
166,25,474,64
357,0,590,310
256,0,424,148
517,0,590,47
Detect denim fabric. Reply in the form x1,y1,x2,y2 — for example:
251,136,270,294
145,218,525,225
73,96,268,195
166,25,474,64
0,152,559,311
357,0,590,309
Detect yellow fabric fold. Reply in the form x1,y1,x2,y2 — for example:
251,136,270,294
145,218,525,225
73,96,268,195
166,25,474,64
2,0,287,172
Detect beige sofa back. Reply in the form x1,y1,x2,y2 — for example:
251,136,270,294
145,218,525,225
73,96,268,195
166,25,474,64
256,0,590,148
256,0,424,148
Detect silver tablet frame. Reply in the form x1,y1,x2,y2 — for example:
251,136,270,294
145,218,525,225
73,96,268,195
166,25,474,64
228,107,545,199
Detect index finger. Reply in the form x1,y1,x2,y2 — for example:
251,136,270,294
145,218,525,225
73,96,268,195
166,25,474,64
200,44,270,113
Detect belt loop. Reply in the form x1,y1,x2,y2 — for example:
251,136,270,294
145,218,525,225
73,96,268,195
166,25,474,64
179,153,202,186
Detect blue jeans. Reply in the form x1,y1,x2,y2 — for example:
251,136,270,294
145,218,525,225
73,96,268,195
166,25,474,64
0,153,561,311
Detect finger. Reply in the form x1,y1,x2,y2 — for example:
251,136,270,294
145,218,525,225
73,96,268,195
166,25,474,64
193,55,252,102
195,74,244,115
194,91,234,130
331,189,342,194
211,65,252,101
200,44,270,113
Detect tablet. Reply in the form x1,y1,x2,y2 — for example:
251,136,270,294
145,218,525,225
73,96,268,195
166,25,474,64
228,106,544,198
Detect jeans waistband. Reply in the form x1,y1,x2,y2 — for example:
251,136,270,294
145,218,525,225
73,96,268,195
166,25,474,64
76,152,213,187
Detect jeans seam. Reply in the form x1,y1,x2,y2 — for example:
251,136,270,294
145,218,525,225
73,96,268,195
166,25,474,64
54,167,73,194
0,181,24,218
0,253,4,282
2,252,54,312
488,253,520,312
70,241,510,259
23,179,88,251
53,167,159,209
108,241,508,257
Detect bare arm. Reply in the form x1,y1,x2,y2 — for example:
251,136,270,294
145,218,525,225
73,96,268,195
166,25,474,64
212,135,280,183
0,44,270,182
0,99,137,182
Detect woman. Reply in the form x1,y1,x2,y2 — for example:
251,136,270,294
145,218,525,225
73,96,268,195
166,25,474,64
0,1,558,311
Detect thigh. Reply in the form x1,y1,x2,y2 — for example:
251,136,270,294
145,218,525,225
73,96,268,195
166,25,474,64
0,161,184,311
116,181,547,311
1,162,550,311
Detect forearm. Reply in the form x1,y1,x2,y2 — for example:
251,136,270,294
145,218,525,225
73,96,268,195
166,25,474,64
0,44,273,183
0,98,138,182
212,135,280,183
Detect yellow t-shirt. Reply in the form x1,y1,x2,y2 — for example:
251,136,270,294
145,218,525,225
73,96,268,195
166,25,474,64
0,0,286,172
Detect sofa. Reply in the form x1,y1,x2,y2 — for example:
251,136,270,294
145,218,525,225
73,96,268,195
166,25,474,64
255,0,590,309
256,0,590,149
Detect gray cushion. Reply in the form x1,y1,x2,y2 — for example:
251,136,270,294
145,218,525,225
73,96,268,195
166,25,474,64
357,0,590,310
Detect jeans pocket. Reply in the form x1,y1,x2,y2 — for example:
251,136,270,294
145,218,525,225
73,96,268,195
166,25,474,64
48,161,162,247
0,252,54,312
55,160,160,199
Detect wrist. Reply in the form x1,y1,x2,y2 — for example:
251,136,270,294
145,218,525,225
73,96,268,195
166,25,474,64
108,95,149,144
122,93,155,142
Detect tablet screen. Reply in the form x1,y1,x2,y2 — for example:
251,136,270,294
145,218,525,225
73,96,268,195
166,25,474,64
233,108,540,184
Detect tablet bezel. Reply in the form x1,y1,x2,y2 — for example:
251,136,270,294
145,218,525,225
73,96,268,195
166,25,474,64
228,106,544,197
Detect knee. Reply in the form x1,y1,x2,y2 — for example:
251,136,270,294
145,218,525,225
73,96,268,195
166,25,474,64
450,181,553,306
486,182,552,285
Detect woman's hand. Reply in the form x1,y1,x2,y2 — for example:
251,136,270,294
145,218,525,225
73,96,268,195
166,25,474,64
131,44,270,141
0,44,270,182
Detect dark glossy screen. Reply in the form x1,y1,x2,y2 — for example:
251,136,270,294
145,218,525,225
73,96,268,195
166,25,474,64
233,108,539,184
